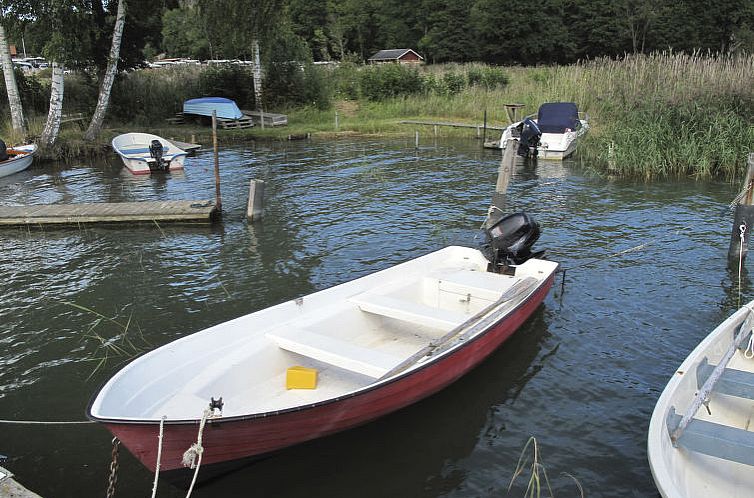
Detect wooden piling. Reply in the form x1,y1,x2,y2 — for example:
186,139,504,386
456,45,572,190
483,109,487,142
247,179,265,221
728,153,754,265
415,131,419,148
335,112,339,132
212,111,222,212
488,138,518,228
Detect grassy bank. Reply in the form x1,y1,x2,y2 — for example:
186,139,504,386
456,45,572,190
13,53,754,178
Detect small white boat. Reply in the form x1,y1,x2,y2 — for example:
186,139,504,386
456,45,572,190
499,102,589,160
649,300,754,497
0,143,37,178
112,133,187,175
88,214,558,480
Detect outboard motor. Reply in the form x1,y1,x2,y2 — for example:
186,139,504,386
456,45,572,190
149,139,166,171
0,139,8,161
516,118,542,158
481,212,544,273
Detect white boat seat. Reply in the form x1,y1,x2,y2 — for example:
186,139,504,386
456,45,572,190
667,407,754,467
431,270,510,301
696,358,754,400
349,293,469,331
266,328,403,379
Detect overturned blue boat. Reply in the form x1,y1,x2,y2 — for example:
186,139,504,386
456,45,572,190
183,97,244,120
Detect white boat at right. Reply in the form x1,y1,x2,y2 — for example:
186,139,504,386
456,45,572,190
648,300,754,497
498,102,589,160
112,133,187,175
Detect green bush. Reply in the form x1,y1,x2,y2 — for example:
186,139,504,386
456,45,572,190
467,66,509,88
110,66,202,125
441,72,467,94
264,62,331,110
198,65,255,109
359,64,424,101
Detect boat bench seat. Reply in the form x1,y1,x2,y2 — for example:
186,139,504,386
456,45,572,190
349,293,469,331
696,358,754,400
430,270,509,301
667,408,754,466
266,328,403,379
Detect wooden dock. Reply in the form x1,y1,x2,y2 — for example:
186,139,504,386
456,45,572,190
167,139,202,154
0,466,42,498
241,110,288,127
0,200,217,227
399,120,507,131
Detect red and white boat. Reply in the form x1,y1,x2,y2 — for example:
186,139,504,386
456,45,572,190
88,215,558,480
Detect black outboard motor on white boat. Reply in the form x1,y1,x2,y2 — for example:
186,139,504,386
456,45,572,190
0,139,8,161
481,212,544,273
516,118,541,158
149,139,167,171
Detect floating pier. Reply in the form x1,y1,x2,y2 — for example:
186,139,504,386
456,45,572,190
0,200,217,227
0,466,42,498
399,120,506,131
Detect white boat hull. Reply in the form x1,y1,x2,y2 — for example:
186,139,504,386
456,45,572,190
0,144,37,178
649,301,754,497
112,133,187,175
499,119,588,160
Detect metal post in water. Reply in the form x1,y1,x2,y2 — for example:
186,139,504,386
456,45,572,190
212,110,222,212
728,153,754,266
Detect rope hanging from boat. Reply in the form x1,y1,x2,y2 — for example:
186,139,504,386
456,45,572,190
150,415,167,498
182,407,212,498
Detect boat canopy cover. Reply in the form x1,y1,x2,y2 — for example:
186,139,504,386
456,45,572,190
537,102,580,133
183,97,243,119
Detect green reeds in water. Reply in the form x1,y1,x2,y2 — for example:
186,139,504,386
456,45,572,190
509,436,584,498
65,301,151,379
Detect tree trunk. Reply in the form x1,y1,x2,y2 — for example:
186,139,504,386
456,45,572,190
85,0,126,141
251,38,263,112
0,24,26,137
39,62,65,148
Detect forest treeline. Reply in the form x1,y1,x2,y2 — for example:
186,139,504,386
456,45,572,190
11,0,754,70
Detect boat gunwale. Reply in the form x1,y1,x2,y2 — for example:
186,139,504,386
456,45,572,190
85,260,559,426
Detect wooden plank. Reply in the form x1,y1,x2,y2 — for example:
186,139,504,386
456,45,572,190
400,120,506,131
0,200,217,226
167,139,201,153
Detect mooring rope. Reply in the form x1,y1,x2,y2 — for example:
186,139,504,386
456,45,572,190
182,408,212,498
150,415,167,498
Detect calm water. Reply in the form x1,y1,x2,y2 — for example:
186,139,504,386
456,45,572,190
0,137,744,497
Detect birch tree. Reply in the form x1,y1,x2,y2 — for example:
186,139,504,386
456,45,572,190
200,0,284,112
0,23,25,137
38,61,64,147
84,0,126,141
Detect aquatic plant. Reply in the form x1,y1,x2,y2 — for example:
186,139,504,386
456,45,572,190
508,436,584,498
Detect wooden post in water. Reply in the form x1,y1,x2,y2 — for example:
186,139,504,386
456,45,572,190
335,111,339,132
483,109,487,143
728,153,754,266
247,179,265,221
260,109,265,130
488,138,518,228
415,131,419,148
212,111,222,212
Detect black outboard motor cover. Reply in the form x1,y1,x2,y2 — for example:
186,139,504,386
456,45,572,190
0,139,8,161
482,212,542,272
149,139,166,171
516,118,541,157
